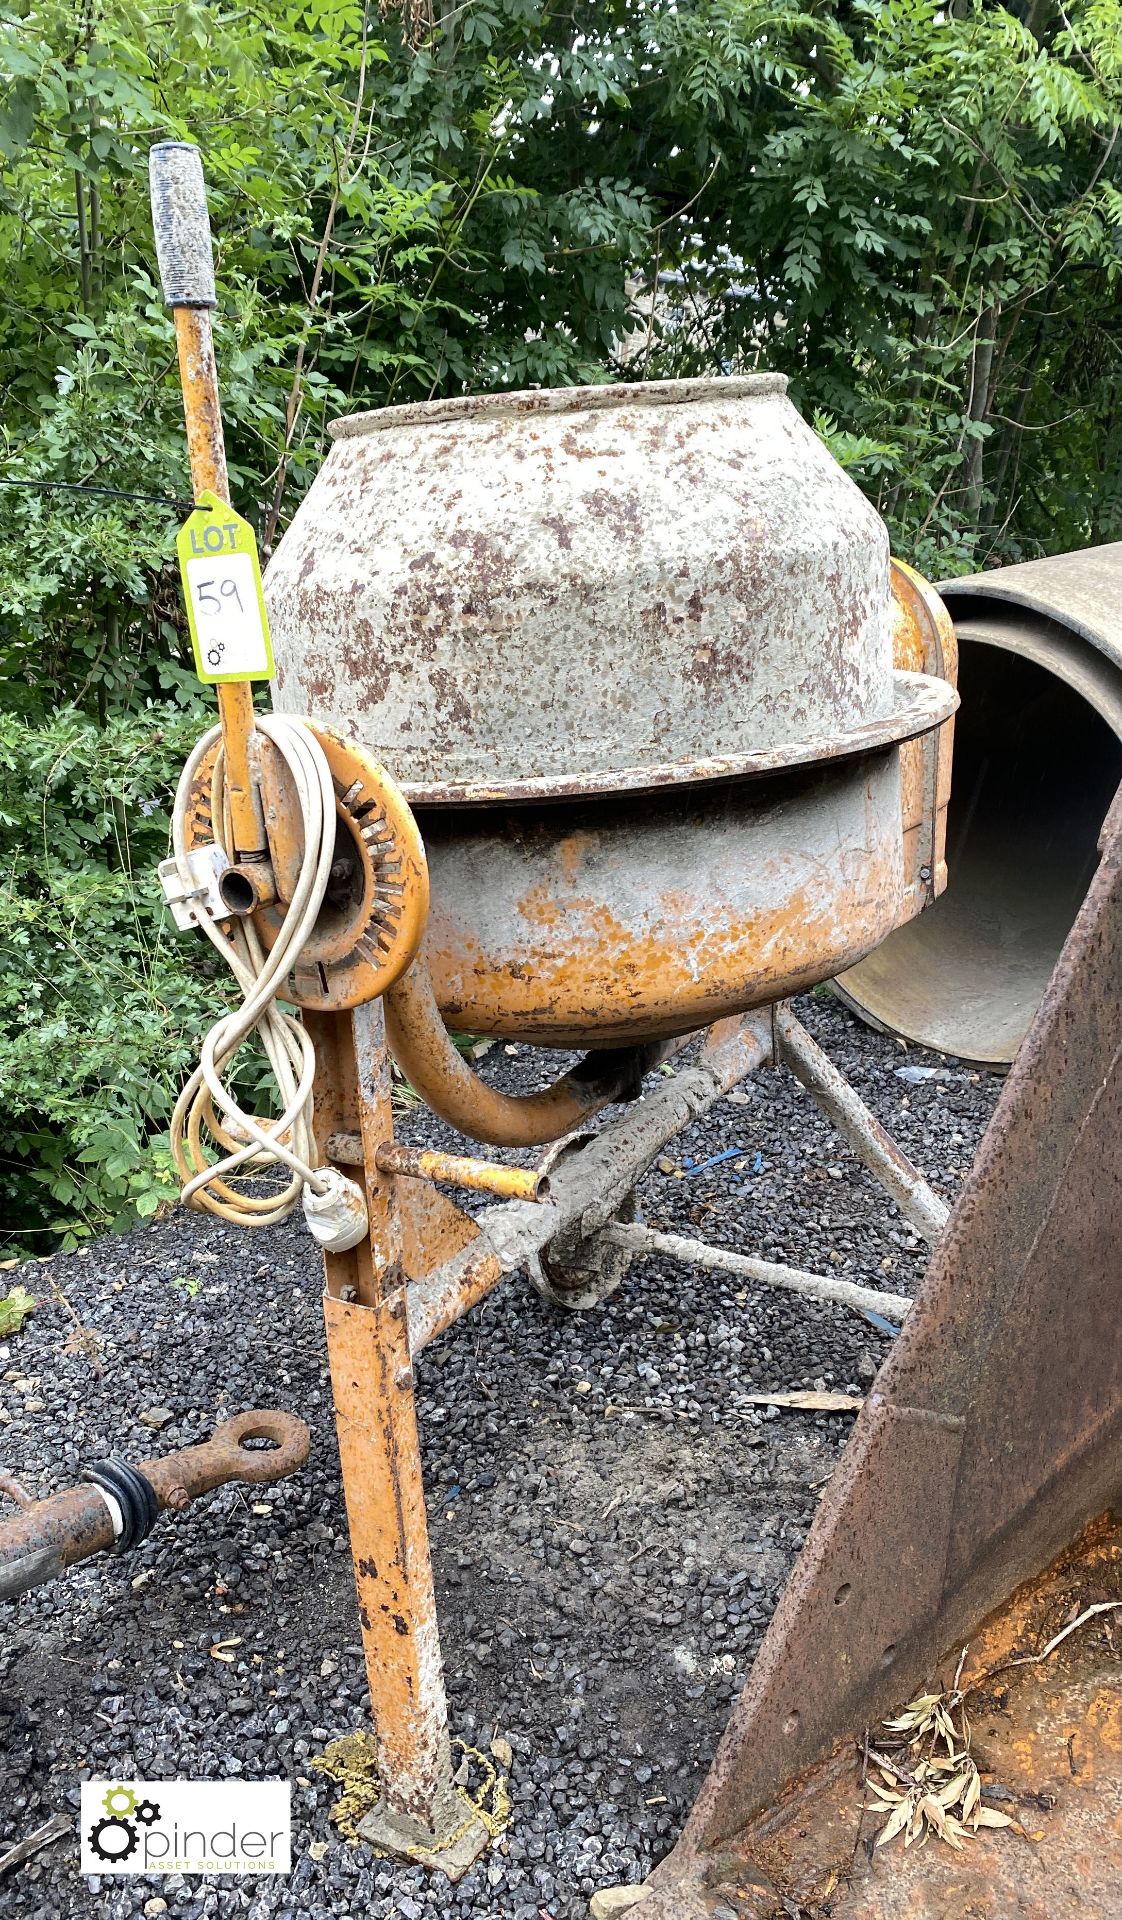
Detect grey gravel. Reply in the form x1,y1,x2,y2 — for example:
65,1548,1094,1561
0,993,999,1919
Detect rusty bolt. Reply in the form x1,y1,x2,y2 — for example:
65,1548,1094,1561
164,1484,190,1512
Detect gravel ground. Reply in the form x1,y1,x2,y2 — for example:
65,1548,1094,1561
0,994,1000,1920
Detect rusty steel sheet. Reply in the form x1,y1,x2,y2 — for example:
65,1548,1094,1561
634,807,1122,1920
823,1520,1122,1920
636,1519,1121,1920
268,376,915,799
0,1411,310,1602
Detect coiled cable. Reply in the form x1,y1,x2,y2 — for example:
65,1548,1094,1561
167,716,366,1247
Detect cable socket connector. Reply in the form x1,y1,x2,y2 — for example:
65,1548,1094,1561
302,1168,369,1253
158,844,233,930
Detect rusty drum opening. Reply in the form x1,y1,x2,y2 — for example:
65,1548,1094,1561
837,544,1122,1068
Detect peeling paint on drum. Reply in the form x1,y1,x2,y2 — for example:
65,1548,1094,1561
265,377,896,799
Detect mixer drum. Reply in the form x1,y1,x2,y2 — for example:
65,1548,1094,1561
266,376,958,1043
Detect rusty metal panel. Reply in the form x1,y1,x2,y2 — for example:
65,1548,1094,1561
825,1522,1122,1920
267,376,908,799
646,1520,1122,1919
640,812,1122,1914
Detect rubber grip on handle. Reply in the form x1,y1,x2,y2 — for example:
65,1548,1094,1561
149,141,216,308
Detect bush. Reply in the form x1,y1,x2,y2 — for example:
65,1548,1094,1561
0,699,230,1255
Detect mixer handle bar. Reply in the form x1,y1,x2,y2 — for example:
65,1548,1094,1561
149,140,217,308
384,956,673,1148
148,141,266,864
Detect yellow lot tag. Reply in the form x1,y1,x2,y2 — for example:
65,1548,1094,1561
176,489,275,683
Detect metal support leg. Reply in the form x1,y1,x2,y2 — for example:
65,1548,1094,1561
775,1005,949,1244
309,1003,490,1873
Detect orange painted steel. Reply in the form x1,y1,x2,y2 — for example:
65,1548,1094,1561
180,723,430,1012
308,1001,460,1838
171,304,265,860
395,1177,480,1284
414,769,914,1052
384,952,673,1145
888,558,958,913
374,1141,549,1203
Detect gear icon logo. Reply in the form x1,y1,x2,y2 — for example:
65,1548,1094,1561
88,1816,138,1864
87,1784,162,1866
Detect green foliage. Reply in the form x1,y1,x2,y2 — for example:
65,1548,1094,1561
0,702,224,1253
0,0,1119,1253
618,0,1122,570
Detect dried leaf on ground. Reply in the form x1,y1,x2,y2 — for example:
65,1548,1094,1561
863,1678,1020,1854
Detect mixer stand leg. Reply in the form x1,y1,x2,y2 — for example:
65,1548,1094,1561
309,1004,493,1877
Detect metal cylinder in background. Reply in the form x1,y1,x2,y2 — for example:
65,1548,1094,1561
836,543,1122,1068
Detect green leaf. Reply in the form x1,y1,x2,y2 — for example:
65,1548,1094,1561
0,1287,36,1335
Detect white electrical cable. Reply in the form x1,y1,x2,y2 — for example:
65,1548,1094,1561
168,715,367,1249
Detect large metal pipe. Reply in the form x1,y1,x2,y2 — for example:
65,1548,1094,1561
836,543,1122,1067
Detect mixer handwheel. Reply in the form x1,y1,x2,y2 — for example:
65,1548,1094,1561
180,723,429,1012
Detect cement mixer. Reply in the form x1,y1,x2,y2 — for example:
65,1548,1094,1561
5,144,1117,1918
160,142,964,1866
